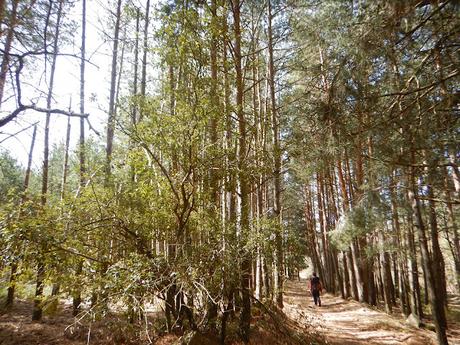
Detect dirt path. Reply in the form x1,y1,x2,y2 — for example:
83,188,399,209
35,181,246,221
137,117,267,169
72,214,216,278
283,279,460,345
1,282,459,345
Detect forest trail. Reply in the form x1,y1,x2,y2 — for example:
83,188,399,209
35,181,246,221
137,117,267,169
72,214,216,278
283,279,460,345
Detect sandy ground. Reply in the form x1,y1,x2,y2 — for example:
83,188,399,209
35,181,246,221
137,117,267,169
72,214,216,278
284,279,460,345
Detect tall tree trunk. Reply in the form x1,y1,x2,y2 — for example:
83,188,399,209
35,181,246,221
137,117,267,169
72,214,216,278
368,255,377,306
131,7,140,125
391,254,397,304
73,0,86,316
252,5,264,301
408,164,448,345
164,63,177,332
106,0,122,178
0,0,18,107
317,173,332,290
425,164,447,308
267,0,283,309
342,251,351,299
221,5,237,340
138,0,149,121
444,168,460,291
51,115,71,298
390,172,411,315
5,124,37,309
337,159,357,299
379,229,393,313
206,0,219,330
352,123,371,303
351,239,365,302
232,0,251,341
305,184,323,282
60,117,71,200
347,249,359,300
33,0,64,321
405,207,423,318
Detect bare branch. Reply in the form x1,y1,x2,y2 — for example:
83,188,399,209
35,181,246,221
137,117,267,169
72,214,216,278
378,70,459,98
0,121,39,144
0,104,89,127
0,51,90,127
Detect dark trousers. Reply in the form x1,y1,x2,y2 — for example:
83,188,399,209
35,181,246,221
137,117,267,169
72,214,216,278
312,290,321,306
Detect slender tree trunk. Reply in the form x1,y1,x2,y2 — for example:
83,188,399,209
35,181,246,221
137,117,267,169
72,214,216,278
51,115,71,298
252,7,264,301
232,0,251,341
267,0,283,309
368,256,377,306
73,0,86,316
379,229,392,313
406,208,423,318
131,7,140,125
444,168,460,291
351,240,365,302
5,124,37,309
448,154,460,198
347,248,359,300
106,0,122,178
342,251,351,299
164,61,177,333
0,0,18,107
408,165,449,345
221,6,237,341
400,263,411,316
317,173,332,291
206,0,219,329
425,165,447,308
353,134,370,304
60,117,71,200
138,0,149,121
391,254,397,304
305,184,322,281
337,159,356,299
33,0,64,321
79,0,87,186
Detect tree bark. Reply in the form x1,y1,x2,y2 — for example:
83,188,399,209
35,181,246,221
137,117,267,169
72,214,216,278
138,0,149,121
342,251,351,299
444,168,460,291
425,165,447,308
206,0,219,329
405,207,423,318
33,0,64,321
232,0,251,341
379,229,393,313
0,0,18,107
73,0,86,316
106,0,122,179
50,115,71,298
408,166,449,345
131,7,140,125
267,0,283,309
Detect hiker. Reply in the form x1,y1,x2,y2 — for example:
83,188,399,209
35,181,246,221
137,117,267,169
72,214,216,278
309,272,322,306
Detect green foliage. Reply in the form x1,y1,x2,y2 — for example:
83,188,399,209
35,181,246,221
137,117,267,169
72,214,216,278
0,151,24,203
329,190,389,252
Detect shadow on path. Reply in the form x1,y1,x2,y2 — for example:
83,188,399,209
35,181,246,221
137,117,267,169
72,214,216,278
283,279,460,345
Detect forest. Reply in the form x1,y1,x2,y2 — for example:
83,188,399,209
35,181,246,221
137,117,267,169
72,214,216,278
0,0,459,344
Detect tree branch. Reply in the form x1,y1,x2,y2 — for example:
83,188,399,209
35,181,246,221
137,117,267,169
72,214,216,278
0,120,38,144
0,51,90,127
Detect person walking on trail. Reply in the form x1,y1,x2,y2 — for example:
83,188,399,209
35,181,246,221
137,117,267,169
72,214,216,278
309,272,322,306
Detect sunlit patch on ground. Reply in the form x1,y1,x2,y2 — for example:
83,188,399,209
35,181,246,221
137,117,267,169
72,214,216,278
284,279,460,345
